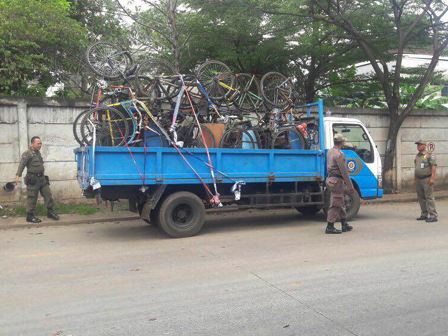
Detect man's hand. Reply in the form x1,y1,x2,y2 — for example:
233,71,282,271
430,179,435,186
14,175,19,185
413,179,416,187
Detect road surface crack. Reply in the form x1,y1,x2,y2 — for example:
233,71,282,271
199,247,360,336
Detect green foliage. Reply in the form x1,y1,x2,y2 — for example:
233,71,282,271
183,0,290,74
0,203,98,217
325,67,448,110
0,0,88,96
401,84,448,110
68,0,131,44
0,201,130,217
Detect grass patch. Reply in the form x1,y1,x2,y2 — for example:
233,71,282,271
1,201,129,217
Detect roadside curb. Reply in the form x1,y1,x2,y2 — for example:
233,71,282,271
362,194,448,205
1,215,141,230
0,208,241,230
2,194,447,230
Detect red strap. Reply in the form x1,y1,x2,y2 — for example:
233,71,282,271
117,125,145,185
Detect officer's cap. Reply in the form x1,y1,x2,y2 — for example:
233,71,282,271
415,140,427,146
334,134,346,143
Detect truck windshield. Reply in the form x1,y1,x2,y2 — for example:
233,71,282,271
333,124,374,163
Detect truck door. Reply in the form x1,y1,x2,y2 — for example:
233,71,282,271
332,123,382,198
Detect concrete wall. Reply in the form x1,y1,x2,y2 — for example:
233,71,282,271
327,107,448,191
0,97,89,206
0,97,447,205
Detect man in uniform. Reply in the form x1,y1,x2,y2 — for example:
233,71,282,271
414,140,438,222
14,136,59,223
326,134,356,234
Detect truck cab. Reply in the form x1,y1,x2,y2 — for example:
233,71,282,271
319,116,383,218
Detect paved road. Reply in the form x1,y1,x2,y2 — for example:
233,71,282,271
1,201,448,336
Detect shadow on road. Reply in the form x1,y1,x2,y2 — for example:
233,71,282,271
101,207,382,241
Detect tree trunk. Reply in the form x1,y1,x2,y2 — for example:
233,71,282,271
304,78,316,104
382,110,401,193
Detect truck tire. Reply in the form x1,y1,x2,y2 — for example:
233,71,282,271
295,205,323,215
137,202,159,226
323,189,361,221
157,192,205,238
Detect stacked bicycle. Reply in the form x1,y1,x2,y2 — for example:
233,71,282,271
73,41,317,150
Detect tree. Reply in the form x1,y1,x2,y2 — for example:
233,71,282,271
52,0,133,97
69,0,131,43
0,0,87,96
259,0,370,103
183,0,290,74
261,0,448,192
115,0,194,72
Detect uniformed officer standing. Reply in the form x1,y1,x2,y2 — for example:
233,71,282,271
13,136,59,223
326,134,355,234
414,140,438,222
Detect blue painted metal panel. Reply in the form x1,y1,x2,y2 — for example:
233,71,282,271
341,150,382,198
75,146,326,187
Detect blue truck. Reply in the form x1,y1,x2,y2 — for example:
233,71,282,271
75,100,383,237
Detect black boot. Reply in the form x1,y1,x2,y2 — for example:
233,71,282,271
26,213,42,223
326,222,342,234
341,219,353,232
47,209,59,220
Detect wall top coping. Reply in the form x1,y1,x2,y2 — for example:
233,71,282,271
1,96,447,116
0,96,90,108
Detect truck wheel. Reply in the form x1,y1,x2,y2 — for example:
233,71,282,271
295,205,323,215
157,192,205,238
344,190,361,220
323,189,361,220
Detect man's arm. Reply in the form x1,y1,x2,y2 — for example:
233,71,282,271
430,165,436,186
15,154,29,184
336,154,355,192
429,154,437,186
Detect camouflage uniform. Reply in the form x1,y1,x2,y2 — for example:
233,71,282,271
326,147,354,224
16,148,54,214
415,151,437,219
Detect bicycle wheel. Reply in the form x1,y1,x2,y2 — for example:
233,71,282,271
80,107,130,147
261,72,293,108
136,58,180,100
220,129,256,149
86,42,133,80
252,128,271,149
182,124,216,148
73,110,91,145
196,60,235,101
272,127,308,150
231,74,263,111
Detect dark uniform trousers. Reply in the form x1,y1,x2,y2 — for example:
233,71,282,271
26,174,54,213
17,148,55,214
326,177,347,223
414,151,437,219
416,176,437,218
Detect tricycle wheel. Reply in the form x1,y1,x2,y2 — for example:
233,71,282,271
157,191,205,238
295,205,323,215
